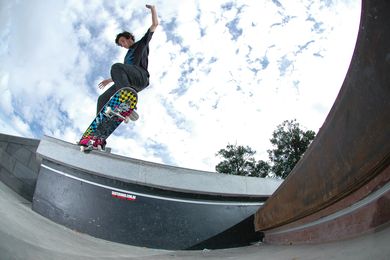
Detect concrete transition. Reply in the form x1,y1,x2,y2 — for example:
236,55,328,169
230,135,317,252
0,0,389,259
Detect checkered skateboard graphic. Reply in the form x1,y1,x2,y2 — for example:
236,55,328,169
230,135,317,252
80,87,137,143
113,89,138,109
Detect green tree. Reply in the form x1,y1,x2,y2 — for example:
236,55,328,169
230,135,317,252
252,160,271,178
216,144,257,177
215,119,316,179
267,120,316,178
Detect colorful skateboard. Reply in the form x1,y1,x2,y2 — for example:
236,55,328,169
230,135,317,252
78,87,138,152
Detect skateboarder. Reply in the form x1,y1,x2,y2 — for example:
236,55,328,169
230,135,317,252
96,4,158,115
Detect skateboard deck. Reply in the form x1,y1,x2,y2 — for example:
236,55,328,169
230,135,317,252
78,87,138,151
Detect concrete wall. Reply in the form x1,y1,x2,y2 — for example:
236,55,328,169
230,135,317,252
0,132,283,202
0,133,41,201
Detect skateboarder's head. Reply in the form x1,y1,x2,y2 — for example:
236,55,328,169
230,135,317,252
115,31,135,49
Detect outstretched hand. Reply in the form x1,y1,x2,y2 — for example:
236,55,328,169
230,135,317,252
98,78,113,89
145,4,155,9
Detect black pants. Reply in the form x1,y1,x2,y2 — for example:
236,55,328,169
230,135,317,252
96,63,149,114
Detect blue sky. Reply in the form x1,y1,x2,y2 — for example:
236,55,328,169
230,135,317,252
0,0,360,171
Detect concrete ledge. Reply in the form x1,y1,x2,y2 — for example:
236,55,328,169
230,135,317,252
37,136,282,197
0,133,40,147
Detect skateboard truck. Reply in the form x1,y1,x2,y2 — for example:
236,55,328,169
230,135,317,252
105,106,130,123
78,139,93,152
104,106,139,122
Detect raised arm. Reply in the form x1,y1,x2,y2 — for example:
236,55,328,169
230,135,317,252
146,4,158,32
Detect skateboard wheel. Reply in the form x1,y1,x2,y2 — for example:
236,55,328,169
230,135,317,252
80,146,85,152
124,117,130,123
105,106,112,114
130,110,139,121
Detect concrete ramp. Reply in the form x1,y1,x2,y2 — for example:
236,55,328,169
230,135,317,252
1,180,389,259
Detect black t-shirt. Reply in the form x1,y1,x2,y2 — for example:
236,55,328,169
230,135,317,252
124,29,154,75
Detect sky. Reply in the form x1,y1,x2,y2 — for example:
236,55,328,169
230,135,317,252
0,0,361,172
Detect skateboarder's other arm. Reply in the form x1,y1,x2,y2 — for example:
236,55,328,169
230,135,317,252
98,78,113,89
146,4,158,32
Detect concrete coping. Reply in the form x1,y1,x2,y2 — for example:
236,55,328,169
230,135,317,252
36,136,283,197
0,133,40,147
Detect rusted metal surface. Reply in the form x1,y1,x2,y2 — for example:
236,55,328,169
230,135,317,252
264,189,390,244
263,165,390,233
255,0,390,231
262,165,390,244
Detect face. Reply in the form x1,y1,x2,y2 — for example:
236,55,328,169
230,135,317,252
118,36,133,49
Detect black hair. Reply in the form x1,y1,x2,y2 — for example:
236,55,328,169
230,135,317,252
115,31,135,45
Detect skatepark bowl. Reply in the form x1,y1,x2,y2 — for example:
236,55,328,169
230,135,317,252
0,0,389,259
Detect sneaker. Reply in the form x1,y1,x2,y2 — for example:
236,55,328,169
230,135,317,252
93,138,106,151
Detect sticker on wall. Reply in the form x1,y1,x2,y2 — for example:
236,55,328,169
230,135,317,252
111,191,137,201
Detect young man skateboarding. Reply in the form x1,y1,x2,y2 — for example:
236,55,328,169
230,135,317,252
96,4,158,115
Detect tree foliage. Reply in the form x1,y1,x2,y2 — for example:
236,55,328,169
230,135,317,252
215,120,316,179
267,120,316,178
215,144,256,176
